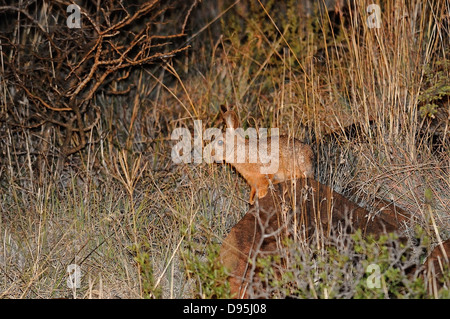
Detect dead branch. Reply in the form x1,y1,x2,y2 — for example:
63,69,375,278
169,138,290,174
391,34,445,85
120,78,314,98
0,0,193,179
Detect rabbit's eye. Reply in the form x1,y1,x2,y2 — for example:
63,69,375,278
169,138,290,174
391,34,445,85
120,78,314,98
217,139,223,146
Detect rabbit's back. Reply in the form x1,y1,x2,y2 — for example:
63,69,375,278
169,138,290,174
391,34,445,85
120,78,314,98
274,136,314,180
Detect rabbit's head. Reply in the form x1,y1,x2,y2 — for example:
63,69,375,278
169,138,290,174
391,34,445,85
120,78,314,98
220,104,239,130
204,105,248,164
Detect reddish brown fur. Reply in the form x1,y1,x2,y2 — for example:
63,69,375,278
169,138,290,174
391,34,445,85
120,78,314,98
210,105,314,204
423,240,450,292
218,178,448,298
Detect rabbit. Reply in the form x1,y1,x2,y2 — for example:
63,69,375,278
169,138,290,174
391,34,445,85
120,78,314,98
207,105,314,205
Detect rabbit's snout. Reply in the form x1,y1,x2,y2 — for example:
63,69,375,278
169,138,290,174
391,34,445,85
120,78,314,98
207,136,225,162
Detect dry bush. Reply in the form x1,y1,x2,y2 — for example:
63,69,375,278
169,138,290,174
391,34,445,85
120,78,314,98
0,0,192,185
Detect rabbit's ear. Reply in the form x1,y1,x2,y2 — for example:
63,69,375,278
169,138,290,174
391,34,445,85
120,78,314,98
220,104,229,115
223,111,239,129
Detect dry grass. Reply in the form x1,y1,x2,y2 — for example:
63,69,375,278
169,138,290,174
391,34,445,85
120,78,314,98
0,0,449,298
